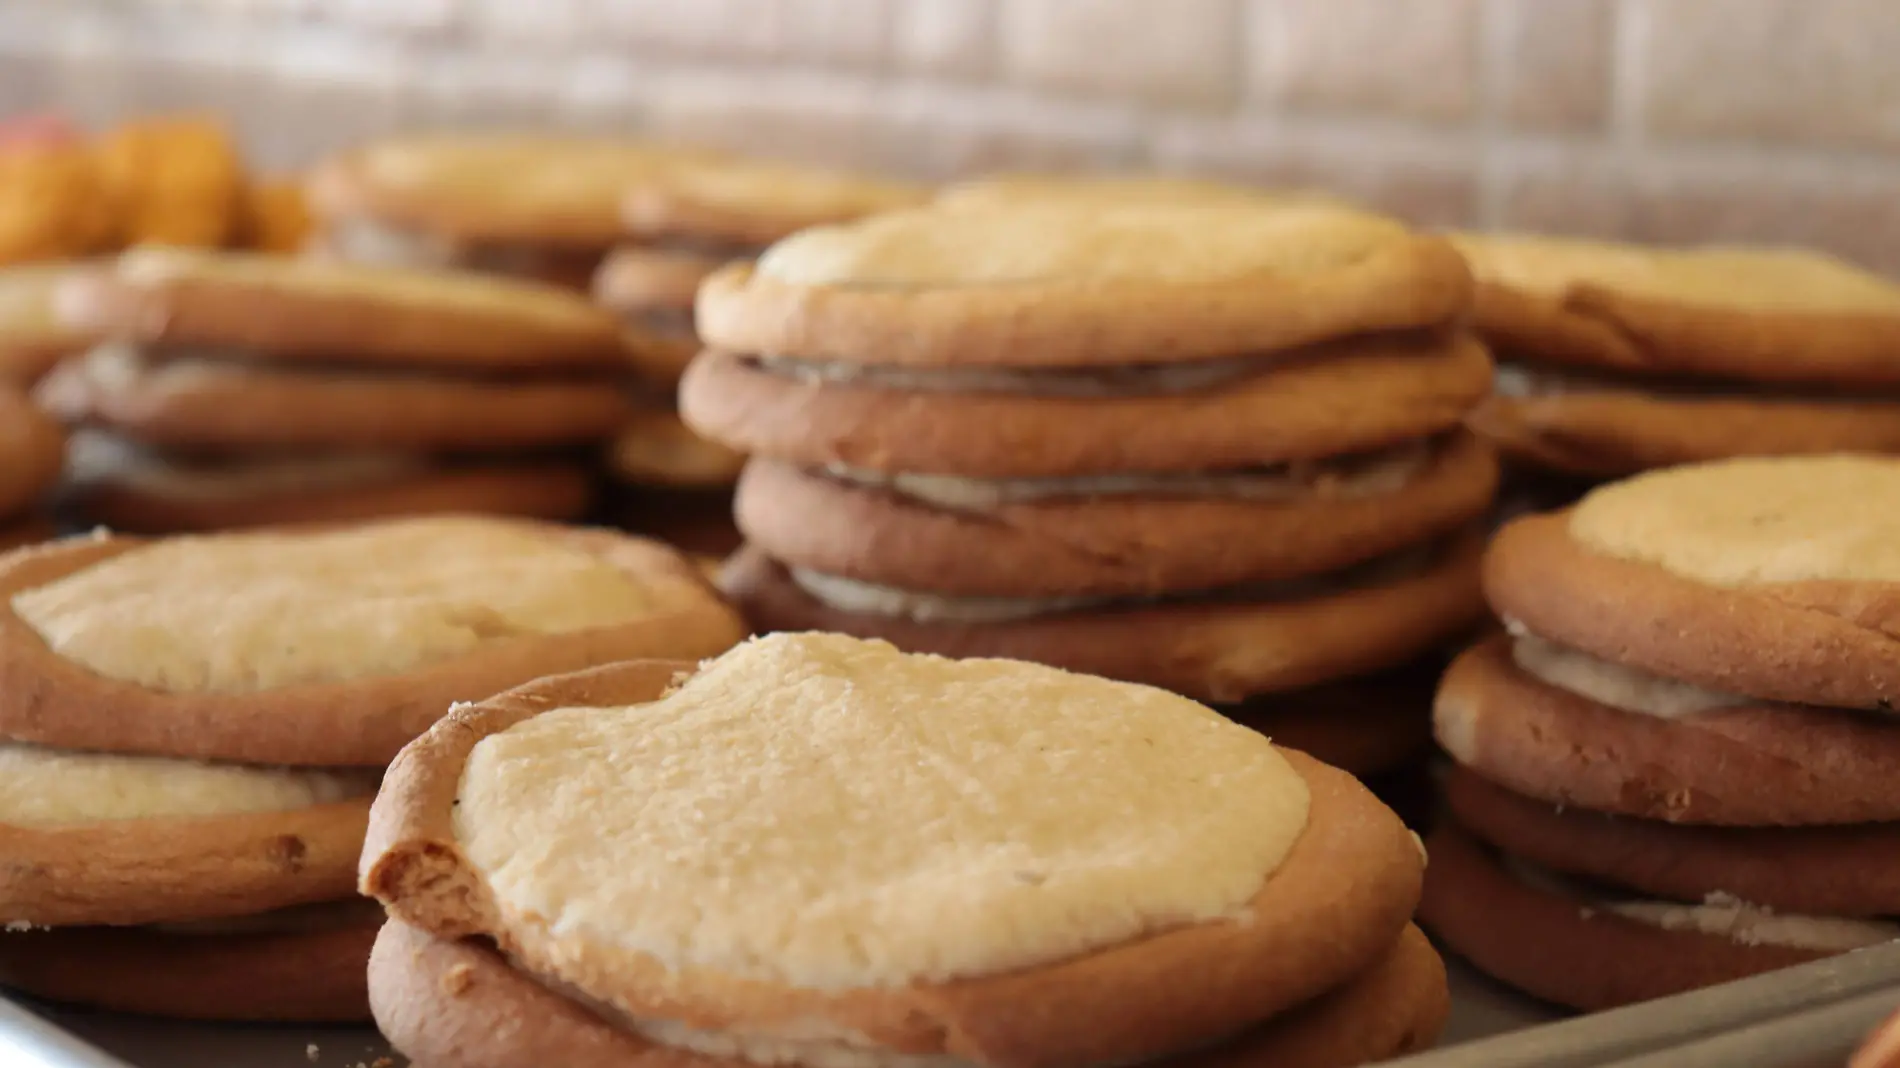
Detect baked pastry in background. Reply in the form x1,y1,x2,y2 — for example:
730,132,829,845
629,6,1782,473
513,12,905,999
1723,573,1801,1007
0,514,744,1020
1454,234,1900,480
0,385,64,548
1423,456,1900,1009
687,200,1495,780
936,171,1347,211
0,261,97,384
93,116,244,249
37,246,635,531
364,632,1446,1068
0,138,114,265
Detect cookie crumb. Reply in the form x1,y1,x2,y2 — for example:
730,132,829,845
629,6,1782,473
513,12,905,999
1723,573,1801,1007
305,1043,320,1062
442,961,475,995
3,920,41,933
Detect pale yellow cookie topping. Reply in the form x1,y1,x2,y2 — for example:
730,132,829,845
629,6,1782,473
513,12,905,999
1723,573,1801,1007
756,202,1410,288
455,632,1311,989
1454,233,1900,314
13,517,656,693
0,743,375,827
937,172,1343,211
1568,455,1900,586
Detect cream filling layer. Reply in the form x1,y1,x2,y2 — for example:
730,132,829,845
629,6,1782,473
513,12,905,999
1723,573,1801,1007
1506,857,1900,952
754,351,1276,398
1506,625,1746,719
823,442,1428,511
630,1018,972,1068
0,742,376,828
69,431,426,502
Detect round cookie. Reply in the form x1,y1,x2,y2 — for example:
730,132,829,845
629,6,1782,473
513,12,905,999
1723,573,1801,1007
59,247,630,372
697,203,1472,369
0,386,64,519
592,246,724,385
1486,457,1900,711
1443,766,1900,918
682,331,1493,479
1452,233,1900,387
620,156,928,251
38,343,632,453
362,643,1426,1068
1224,666,1437,780
0,261,97,385
721,532,1485,703
1471,388,1900,479
0,914,378,1022
1419,823,1829,1012
1436,636,1900,825
606,407,747,490
734,432,1495,598
0,516,744,765
370,920,1446,1068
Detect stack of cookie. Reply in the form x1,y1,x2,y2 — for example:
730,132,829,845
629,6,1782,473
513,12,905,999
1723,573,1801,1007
1422,456,1900,1010
0,385,61,550
685,201,1497,780
0,514,743,1020
593,156,926,555
366,632,1448,1068
36,246,635,532
1453,234,1900,493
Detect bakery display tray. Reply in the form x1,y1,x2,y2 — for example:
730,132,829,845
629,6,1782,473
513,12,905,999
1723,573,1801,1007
3,960,1556,1068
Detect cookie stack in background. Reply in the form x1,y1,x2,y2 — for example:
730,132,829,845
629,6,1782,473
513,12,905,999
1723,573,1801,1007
1452,233,1900,510
0,262,98,386
1422,456,1900,1009
34,247,637,532
0,514,743,1021
0,384,63,549
685,200,1497,783
935,171,1346,211
593,156,927,555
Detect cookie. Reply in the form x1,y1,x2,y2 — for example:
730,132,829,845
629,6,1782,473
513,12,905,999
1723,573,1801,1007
61,437,597,532
370,919,1444,1068
1224,665,1437,780
1453,233,1900,387
619,156,929,250
0,261,97,385
0,385,64,519
1419,823,1836,1011
936,173,1347,212
1486,457,1900,711
0,911,378,1022
605,406,747,490
1436,635,1900,825
1443,766,1900,917
0,516,744,765
363,637,1426,1068
1471,385,1900,479
59,246,630,372
681,330,1493,479
733,431,1496,598
1858,1009,1900,1068
721,532,1485,703
698,203,1472,369
592,245,723,385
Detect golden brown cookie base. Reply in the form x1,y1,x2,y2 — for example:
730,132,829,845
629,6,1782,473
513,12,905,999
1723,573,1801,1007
736,432,1495,598
1420,823,1826,1012
1223,666,1436,780
2,797,370,928
0,915,377,1022
373,920,1445,1068
1443,766,1900,917
1471,389,1900,479
1487,512,1900,711
1436,636,1900,826
721,531,1485,703
609,486,742,558
363,664,1425,1068
682,332,1492,479
0,389,65,520
37,356,633,453
0,521,746,766
63,463,596,533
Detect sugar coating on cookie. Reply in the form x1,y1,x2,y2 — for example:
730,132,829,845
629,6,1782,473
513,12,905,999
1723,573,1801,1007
11,517,659,693
1568,455,1900,586
755,203,1409,288
0,743,376,828
454,632,1310,989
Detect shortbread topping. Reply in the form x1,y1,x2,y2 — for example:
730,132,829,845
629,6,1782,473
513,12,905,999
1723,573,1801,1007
0,743,375,828
455,633,1310,989
12,517,657,693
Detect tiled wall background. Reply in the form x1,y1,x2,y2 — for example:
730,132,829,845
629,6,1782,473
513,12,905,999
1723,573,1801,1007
5,0,1900,268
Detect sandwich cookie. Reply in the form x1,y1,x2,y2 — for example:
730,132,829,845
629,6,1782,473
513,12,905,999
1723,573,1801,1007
0,261,97,385
1424,456,1900,1008
363,633,1445,1068
42,247,634,530
1455,234,1900,478
0,515,741,1021
605,408,748,556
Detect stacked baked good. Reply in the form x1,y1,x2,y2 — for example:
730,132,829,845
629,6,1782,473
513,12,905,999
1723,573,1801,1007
0,514,743,1020
1453,234,1900,487
0,382,62,550
594,156,925,555
684,201,1497,780
365,631,1447,1068
1422,455,1900,1009
35,246,635,532
0,262,97,386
